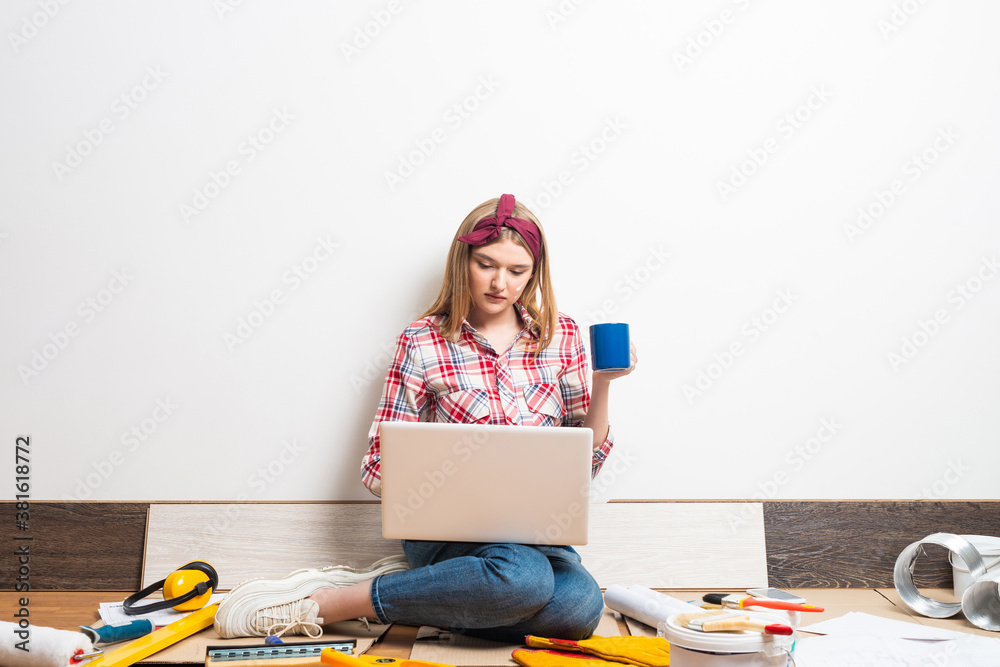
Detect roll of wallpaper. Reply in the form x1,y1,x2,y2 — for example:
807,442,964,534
0,620,94,667
604,584,702,628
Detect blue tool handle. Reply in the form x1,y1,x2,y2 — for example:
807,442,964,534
80,618,155,644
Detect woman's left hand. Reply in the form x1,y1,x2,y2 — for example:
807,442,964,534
593,342,638,383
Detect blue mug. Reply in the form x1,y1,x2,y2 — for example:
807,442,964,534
589,323,630,371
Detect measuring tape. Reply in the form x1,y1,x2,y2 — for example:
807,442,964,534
206,640,355,664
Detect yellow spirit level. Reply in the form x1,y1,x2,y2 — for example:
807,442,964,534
82,603,218,667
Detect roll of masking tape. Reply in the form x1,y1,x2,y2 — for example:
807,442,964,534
894,532,987,618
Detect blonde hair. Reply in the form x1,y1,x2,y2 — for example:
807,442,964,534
420,197,558,354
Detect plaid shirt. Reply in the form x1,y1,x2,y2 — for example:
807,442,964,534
361,302,614,496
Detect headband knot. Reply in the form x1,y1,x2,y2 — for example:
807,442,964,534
457,194,541,263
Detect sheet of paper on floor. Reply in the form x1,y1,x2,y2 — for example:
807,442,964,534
800,612,969,641
99,595,226,627
794,632,1000,666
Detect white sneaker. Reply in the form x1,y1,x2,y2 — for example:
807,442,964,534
214,555,410,638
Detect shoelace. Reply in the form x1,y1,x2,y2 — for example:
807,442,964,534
257,600,324,639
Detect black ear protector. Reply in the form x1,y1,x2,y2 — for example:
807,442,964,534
123,560,219,616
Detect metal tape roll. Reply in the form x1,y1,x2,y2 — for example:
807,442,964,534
894,532,986,618
961,571,1000,630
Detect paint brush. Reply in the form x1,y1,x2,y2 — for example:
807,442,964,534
702,593,824,612
674,611,794,636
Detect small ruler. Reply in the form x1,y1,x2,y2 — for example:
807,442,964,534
206,640,356,666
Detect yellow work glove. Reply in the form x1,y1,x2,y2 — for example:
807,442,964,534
512,647,628,667
525,635,670,667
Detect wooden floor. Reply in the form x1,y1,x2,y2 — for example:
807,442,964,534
3,588,995,665
1,591,417,662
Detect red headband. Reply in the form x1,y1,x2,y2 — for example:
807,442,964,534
457,194,541,263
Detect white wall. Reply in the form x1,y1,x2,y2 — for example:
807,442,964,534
2,1,998,502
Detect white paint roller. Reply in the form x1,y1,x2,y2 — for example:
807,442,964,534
0,620,94,667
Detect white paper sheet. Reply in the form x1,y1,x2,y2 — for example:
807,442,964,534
98,594,226,627
795,633,1000,667
799,612,963,641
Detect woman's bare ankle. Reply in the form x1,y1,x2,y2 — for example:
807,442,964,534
307,581,377,622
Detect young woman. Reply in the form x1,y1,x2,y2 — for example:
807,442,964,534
215,194,637,642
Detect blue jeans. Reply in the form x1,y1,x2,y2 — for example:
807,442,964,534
369,540,604,643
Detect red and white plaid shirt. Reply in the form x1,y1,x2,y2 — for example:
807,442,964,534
361,302,614,496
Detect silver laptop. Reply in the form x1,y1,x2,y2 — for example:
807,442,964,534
378,421,592,545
